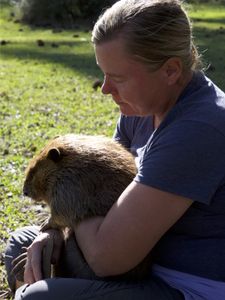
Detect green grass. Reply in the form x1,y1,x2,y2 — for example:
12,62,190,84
0,4,119,297
0,2,225,298
188,3,225,88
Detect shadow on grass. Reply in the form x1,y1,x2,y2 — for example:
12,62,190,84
0,40,101,78
0,26,224,89
192,17,225,25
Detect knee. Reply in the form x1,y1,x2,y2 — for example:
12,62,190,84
5,226,39,257
4,226,39,292
14,281,49,300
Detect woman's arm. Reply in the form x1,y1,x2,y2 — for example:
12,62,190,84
75,181,193,277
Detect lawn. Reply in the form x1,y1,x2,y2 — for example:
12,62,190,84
188,3,225,88
0,2,225,298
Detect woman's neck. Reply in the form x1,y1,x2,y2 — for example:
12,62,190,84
153,70,193,129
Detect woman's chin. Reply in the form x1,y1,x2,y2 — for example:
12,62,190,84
118,104,138,116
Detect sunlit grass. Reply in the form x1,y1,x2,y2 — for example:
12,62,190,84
188,4,225,89
0,4,118,296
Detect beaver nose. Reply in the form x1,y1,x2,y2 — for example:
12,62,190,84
23,185,29,197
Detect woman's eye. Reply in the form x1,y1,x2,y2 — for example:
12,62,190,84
113,77,125,83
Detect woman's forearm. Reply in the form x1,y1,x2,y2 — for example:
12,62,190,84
74,182,193,278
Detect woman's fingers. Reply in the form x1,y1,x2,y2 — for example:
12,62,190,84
24,252,36,284
23,230,64,283
42,236,54,278
24,232,49,283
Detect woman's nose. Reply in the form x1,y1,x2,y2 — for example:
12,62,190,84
101,77,113,95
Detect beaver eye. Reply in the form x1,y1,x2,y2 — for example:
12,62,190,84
27,167,35,180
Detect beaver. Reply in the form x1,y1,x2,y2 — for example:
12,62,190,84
13,134,152,281
23,134,137,228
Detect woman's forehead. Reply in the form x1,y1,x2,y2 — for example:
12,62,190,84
95,39,139,72
95,39,128,58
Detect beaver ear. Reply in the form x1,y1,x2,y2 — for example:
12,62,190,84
47,148,62,162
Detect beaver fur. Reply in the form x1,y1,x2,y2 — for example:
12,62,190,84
23,134,137,228
19,134,152,281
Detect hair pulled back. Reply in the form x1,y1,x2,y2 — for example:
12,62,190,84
92,0,201,71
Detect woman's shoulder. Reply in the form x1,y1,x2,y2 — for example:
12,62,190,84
162,71,225,139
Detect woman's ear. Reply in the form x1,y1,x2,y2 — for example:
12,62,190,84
162,57,183,86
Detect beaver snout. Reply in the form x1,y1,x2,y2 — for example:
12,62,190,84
23,184,30,197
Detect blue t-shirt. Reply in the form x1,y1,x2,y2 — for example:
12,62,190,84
113,71,225,282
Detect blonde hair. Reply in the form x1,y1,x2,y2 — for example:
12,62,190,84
92,0,201,71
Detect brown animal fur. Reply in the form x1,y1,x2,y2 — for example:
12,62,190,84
23,134,137,228
20,134,152,280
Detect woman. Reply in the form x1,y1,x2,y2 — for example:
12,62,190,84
5,0,225,299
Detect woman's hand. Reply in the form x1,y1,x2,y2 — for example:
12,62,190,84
24,229,63,284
